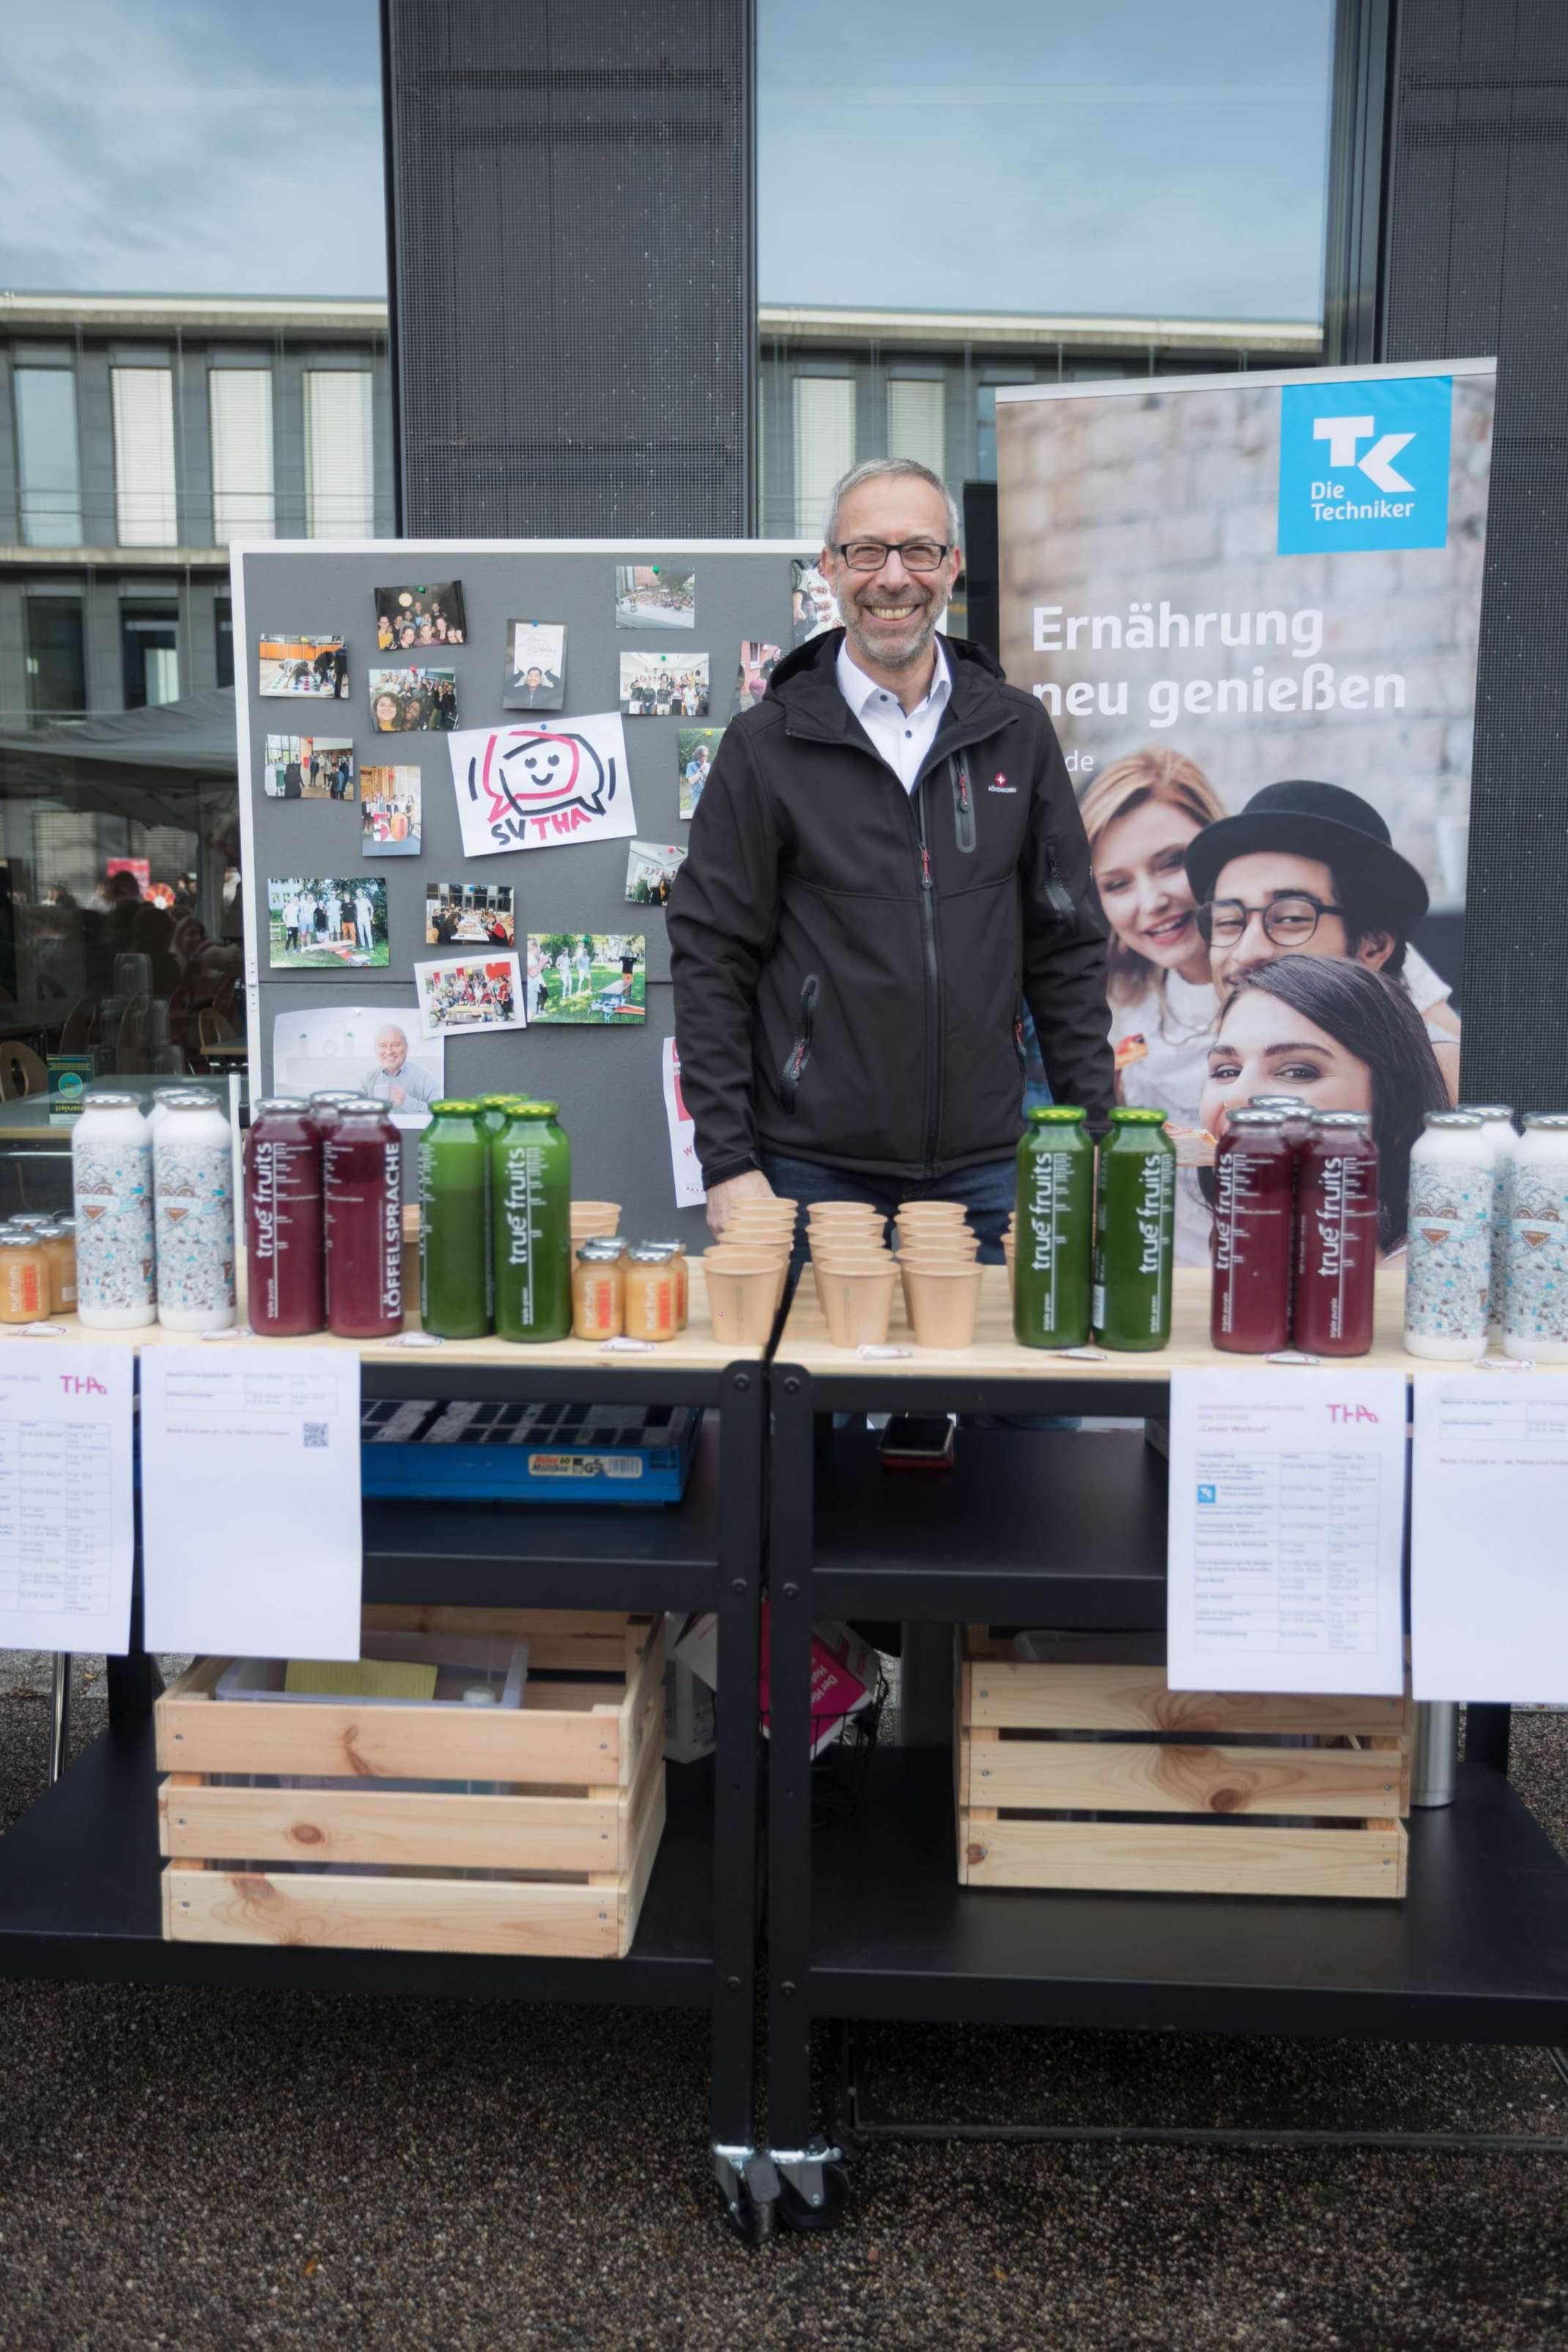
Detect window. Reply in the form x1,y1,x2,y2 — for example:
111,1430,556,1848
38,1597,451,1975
111,368,179,545
215,596,234,690
14,369,84,547
793,377,854,536
122,604,180,710
886,380,945,478
24,598,86,720
304,371,374,536
209,369,275,542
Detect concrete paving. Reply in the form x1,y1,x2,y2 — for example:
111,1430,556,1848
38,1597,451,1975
1,1650,1564,2351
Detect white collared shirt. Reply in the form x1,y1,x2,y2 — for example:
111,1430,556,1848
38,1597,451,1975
835,635,952,794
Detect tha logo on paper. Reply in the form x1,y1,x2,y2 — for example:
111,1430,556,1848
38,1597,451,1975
467,727,618,847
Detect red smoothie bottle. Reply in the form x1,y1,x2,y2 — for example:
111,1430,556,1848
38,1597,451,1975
308,1090,363,1140
244,1095,325,1336
323,1098,403,1339
1210,1109,1295,1353
1293,1109,1378,1356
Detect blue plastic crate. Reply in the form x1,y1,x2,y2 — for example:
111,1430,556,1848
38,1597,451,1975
360,1398,703,1504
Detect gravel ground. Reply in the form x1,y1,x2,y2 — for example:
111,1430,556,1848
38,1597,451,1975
1,1652,1565,2352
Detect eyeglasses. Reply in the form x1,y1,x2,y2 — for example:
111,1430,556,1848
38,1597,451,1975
1198,893,1345,947
829,538,951,574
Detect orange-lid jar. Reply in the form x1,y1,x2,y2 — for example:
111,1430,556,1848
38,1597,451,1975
572,1241,625,1339
642,1240,688,1328
624,1246,676,1342
0,1229,48,1323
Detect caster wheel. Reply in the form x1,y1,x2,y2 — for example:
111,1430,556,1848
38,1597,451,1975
777,2161,849,2233
717,2176,773,2246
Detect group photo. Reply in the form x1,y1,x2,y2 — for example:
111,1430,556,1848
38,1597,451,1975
619,652,709,717
359,766,422,856
257,635,349,698
369,668,459,733
374,580,467,647
415,951,525,1035
614,565,695,628
525,931,646,1024
624,839,687,906
262,735,356,801
425,881,514,945
266,875,388,970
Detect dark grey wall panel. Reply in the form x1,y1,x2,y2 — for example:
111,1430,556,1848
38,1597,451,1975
1382,0,1568,1109
234,539,809,1240
382,0,756,538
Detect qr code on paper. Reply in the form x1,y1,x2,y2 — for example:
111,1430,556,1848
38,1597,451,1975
303,1422,328,1449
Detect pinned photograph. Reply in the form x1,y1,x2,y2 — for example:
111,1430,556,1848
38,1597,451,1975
259,635,348,698
625,839,687,906
526,932,646,1025
360,766,422,857
448,712,636,859
503,619,566,711
619,651,709,719
791,561,840,646
263,735,356,801
678,726,725,818
614,565,695,629
271,1005,443,1131
374,581,467,648
415,953,525,1038
267,876,388,970
426,881,514,947
369,668,459,733
735,641,780,710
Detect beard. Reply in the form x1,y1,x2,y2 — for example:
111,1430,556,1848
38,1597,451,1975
840,579,947,673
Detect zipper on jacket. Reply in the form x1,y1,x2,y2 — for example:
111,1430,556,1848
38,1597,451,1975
950,754,976,854
1043,837,1078,931
779,973,819,1113
915,787,942,1174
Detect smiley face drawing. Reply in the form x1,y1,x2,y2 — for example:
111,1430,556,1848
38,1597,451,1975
468,728,617,840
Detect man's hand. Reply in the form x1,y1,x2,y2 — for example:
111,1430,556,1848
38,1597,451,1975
388,1084,407,1108
706,1169,775,1240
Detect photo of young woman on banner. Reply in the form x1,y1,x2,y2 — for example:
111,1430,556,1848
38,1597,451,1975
997,360,1495,1264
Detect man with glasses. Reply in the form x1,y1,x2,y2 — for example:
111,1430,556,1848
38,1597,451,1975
1184,777,1460,1095
668,456,1114,1247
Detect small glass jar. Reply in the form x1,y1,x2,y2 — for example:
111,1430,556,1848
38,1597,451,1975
0,1227,49,1323
39,1220,78,1314
572,1240,626,1339
624,1245,677,1342
642,1239,688,1328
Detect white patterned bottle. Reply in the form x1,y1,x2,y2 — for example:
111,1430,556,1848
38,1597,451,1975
72,1093,156,1329
1457,1103,1519,1342
154,1095,237,1333
1504,1112,1568,1362
1403,1112,1495,1360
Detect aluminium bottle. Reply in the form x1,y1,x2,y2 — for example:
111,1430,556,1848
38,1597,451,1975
324,1097,404,1339
244,1095,325,1336
1092,1106,1175,1351
154,1093,237,1333
419,1099,492,1339
1503,1112,1568,1363
71,1092,156,1328
1210,1109,1294,1354
1293,1109,1378,1357
492,1101,572,1342
1404,1111,1495,1360
1013,1105,1094,1348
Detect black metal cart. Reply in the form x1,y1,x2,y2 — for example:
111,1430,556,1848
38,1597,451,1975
763,1266,1568,2233
0,1312,772,2244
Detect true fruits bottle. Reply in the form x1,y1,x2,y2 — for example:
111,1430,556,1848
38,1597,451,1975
1210,1109,1294,1354
1292,1109,1378,1357
624,1246,677,1341
492,1101,572,1342
1092,1107,1175,1351
39,1219,77,1314
1013,1106,1095,1348
72,1092,156,1329
1404,1111,1495,1360
642,1239,689,1328
308,1090,364,1140
154,1093,237,1333
572,1240,625,1339
244,1095,325,1336
419,1100,492,1339
324,1097,404,1340
0,1227,48,1323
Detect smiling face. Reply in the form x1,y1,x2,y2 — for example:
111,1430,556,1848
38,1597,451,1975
1199,985,1374,1142
1206,850,1369,994
373,694,398,728
1093,796,1208,978
374,1026,407,1073
823,474,959,676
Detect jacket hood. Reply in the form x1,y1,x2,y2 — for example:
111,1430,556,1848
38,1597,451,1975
768,626,1005,698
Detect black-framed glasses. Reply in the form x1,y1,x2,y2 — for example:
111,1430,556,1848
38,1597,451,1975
1197,892,1345,947
830,537,950,574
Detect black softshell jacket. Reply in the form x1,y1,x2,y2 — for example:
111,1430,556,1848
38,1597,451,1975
667,628,1114,1186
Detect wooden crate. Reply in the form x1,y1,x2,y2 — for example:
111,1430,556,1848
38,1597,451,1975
156,1610,666,1957
956,1627,1410,1901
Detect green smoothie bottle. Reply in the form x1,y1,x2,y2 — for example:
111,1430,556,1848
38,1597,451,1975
479,1093,522,1136
1013,1105,1095,1347
492,1100,572,1342
419,1100,492,1339
1092,1106,1176,1351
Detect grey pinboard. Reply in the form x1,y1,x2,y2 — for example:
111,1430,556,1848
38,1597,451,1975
232,538,814,1240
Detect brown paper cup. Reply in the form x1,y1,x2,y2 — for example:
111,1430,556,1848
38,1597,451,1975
835,1265,898,1347
706,1264,781,1347
572,1200,621,1239
903,1264,983,1349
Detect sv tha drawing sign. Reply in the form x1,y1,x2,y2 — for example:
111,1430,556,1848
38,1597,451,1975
448,713,637,858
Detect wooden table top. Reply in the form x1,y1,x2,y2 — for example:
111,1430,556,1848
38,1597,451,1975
777,1262,1421,1384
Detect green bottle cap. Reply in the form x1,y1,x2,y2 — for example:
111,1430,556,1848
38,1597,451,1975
430,1098,481,1115
510,1100,558,1119
480,1093,519,1109
1109,1107,1168,1125
1027,1105,1087,1123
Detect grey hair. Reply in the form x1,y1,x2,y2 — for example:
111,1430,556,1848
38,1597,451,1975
823,458,961,550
